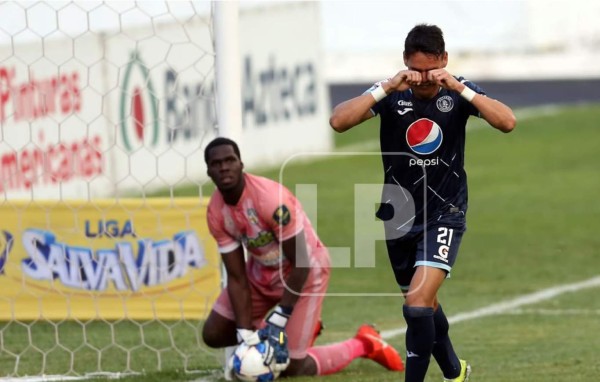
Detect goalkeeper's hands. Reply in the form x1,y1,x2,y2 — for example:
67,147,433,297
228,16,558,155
259,305,292,372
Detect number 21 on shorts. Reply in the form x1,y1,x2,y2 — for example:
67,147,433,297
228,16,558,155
436,227,454,259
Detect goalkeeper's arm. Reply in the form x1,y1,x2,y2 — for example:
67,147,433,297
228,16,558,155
260,230,310,371
262,230,310,335
279,230,310,308
221,246,253,330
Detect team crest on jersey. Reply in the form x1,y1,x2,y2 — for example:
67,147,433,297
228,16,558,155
436,95,454,112
406,118,443,155
273,205,291,226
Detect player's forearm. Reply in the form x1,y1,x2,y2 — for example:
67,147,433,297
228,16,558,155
471,96,517,133
227,279,253,329
329,95,374,132
279,232,310,308
279,266,309,308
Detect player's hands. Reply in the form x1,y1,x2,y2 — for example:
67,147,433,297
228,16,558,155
259,306,292,372
388,70,422,92
426,69,461,92
236,328,261,346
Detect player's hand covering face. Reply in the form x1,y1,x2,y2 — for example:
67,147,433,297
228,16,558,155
404,51,448,99
206,145,244,192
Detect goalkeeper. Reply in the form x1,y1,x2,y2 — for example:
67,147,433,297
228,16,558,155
202,137,404,377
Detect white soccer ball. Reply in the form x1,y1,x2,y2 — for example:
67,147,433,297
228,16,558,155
229,340,280,381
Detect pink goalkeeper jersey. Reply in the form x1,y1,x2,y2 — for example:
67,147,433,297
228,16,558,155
207,173,325,269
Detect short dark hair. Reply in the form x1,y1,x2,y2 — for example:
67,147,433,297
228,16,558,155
404,24,445,57
204,137,241,164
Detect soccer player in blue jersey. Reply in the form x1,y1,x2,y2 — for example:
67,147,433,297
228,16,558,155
329,24,516,382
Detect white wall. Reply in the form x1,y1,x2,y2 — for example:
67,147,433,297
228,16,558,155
325,49,600,83
324,0,600,83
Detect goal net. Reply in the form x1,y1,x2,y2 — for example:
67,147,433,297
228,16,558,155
0,1,222,378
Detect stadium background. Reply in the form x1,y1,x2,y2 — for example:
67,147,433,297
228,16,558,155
0,1,599,381
330,78,600,110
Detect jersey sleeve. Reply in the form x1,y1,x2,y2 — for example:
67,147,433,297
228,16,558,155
206,203,241,254
257,183,304,242
363,79,389,116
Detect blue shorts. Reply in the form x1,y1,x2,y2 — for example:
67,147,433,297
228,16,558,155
384,209,466,290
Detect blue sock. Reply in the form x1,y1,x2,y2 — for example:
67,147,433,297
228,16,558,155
432,304,461,379
403,305,435,382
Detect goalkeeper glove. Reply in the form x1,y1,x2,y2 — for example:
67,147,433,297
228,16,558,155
259,305,292,372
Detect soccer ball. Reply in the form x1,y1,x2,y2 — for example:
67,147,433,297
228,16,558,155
229,340,280,381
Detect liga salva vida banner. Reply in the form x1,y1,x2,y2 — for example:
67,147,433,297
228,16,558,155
0,199,220,320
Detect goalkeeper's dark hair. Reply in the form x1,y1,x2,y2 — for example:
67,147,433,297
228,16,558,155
204,137,241,164
404,24,445,57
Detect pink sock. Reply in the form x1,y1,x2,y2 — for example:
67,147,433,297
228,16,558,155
307,338,367,375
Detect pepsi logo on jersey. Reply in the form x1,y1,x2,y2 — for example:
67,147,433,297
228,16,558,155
406,118,443,167
406,118,443,155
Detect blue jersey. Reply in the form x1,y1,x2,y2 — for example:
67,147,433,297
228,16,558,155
368,77,485,230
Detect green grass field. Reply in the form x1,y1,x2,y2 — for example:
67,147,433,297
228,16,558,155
1,103,599,381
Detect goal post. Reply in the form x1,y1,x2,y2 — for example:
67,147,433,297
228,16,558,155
214,1,243,144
